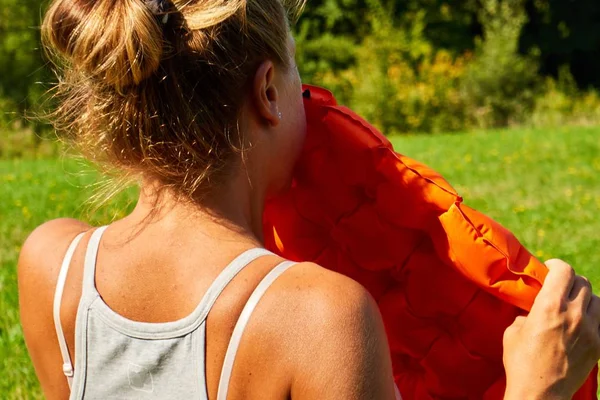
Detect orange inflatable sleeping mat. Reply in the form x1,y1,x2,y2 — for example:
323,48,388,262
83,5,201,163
262,85,598,399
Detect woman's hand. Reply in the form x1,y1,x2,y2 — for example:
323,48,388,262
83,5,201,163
503,259,600,400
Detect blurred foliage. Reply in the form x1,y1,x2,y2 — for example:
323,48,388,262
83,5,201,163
294,0,600,134
461,0,540,128
531,66,600,128
343,5,468,133
1,0,600,136
0,0,49,125
0,128,59,159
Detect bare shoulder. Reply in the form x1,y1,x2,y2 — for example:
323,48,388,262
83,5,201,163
18,218,91,310
272,261,386,346
18,218,90,284
260,261,396,399
279,261,377,321
21,217,90,255
18,217,91,310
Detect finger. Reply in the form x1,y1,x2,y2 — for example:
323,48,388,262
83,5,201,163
569,276,593,312
571,275,593,296
570,275,592,301
587,295,600,324
584,296,600,359
538,259,576,301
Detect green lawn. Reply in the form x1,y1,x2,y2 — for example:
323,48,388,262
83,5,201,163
1,125,599,398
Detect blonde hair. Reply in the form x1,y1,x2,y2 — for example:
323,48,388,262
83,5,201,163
42,0,304,198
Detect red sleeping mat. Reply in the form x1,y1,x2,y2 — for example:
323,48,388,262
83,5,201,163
263,85,597,399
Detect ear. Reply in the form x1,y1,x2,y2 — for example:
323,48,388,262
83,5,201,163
252,60,281,127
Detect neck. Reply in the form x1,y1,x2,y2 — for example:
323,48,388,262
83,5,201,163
126,171,266,247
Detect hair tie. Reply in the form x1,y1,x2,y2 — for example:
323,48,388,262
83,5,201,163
145,0,170,24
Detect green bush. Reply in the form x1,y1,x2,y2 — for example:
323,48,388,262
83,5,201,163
0,95,19,128
0,128,59,159
327,4,469,134
349,43,468,134
460,0,540,128
0,0,48,121
347,6,434,133
296,32,358,105
530,66,600,128
0,94,58,159
300,0,558,135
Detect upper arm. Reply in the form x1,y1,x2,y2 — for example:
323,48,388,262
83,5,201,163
18,218,90,399
286,263,396,400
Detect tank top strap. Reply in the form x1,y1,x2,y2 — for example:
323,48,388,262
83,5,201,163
53,231,86,389
217,260,297,400
197,248,274,318
81,226,109,295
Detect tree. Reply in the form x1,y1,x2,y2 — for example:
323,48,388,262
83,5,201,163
0,0,49,117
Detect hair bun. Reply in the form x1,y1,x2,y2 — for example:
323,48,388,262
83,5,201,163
43,0,164,90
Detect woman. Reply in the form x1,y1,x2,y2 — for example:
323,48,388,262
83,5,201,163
18,0,600,399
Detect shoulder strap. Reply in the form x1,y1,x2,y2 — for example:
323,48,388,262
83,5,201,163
198,248,274,321
216,260,296,400
82,226,109,292
52,231,85,389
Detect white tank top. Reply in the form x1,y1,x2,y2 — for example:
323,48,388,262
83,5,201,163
53,226,296,399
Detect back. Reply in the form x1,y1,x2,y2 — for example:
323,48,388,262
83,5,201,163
18,218,398,400
65,226,297,399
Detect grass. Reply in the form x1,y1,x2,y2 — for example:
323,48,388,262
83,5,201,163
1,125,600,398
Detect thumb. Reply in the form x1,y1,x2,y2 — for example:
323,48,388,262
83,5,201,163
537,259,575,302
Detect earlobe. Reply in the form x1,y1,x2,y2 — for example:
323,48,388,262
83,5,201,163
253,60,281,127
